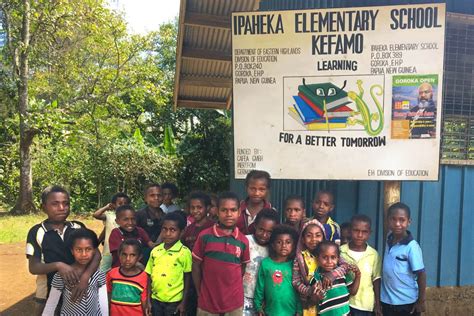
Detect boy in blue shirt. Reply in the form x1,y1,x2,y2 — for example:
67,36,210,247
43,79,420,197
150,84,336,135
380,202,426,316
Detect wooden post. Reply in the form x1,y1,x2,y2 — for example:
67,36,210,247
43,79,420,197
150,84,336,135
383,181,401,239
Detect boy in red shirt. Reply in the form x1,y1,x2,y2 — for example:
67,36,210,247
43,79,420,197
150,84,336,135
192,191,250,315
109,205,155,268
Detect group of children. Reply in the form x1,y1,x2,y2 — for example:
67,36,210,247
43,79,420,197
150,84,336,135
26,170,426,316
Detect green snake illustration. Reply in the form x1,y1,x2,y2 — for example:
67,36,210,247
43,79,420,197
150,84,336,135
347,80,384,136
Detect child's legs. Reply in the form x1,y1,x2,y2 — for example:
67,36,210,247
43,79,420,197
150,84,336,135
243,296,257,316
224,306,244,316
34,275,48,316
151,299,179,316
381,303,419,316
34,300,46,316
350,307,374,316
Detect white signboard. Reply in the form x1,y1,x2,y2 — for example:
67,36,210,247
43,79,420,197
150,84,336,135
232,3,445,180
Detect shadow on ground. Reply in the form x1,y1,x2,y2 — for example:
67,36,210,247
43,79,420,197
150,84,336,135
1,294,34,316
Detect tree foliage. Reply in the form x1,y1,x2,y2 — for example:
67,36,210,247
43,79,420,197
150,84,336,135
0,2,231,213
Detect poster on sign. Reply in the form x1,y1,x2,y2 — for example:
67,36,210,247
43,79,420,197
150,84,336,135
232,3,445,180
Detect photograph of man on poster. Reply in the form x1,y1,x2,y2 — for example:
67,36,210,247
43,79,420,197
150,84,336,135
408,82,437,138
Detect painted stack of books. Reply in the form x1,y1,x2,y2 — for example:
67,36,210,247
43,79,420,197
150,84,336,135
289,82,353,130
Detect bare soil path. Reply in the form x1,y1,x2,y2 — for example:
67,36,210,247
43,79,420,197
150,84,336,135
0,242,36,315
0,219,102,315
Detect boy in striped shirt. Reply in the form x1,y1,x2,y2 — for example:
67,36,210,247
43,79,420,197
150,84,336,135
192,191,250,315
106,239,149,315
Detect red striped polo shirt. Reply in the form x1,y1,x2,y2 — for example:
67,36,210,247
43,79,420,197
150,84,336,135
192,224,250,313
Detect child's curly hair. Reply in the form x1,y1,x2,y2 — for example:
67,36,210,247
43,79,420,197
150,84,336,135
269,224,299,260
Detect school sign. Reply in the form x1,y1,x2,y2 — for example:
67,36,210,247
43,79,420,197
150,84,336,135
232,3,445,180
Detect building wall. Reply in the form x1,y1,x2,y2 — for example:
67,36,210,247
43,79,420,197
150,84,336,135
231,165,474,287
230,0,474,288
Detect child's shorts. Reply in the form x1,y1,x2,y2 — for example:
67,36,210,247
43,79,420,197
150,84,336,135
197,306,243,316
381,302,419,316
243,296,256,316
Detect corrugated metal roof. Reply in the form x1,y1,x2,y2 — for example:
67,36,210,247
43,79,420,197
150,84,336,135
174,0,260,110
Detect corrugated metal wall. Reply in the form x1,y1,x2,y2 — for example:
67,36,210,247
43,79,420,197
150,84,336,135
230,165,474,287
229,0,474,288
259,0,474,15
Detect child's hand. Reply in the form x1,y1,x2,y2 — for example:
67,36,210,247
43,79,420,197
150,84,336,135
145,301,152,316
310,284,325,302
176,302,186,315
71,274,90,302
320,275,333,290
57,262,79,287
374,301,382,316
350,265,361,278
106,203,113,210
411,298,426,313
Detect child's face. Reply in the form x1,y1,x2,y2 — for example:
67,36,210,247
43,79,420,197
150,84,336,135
388,208,410,236
189,199,207,222
246,178,268,204
272,233,294,258
284,200,305,224
162,188,174,205
115,210,137,232
350,221,370,247
71,238,95,266
254,219,276,246
160,220,181,246
218,198,240,229
119,245,141,270
144,186,163,209
317,245,339,272
112,197,128,210
340,227,351,245
302,225,324,251
209,199,218,218
43,192,70,223
312,193,334,220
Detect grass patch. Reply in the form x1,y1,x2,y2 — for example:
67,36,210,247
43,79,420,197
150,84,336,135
0,213,103,244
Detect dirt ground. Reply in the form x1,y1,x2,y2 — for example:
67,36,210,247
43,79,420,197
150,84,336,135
1,242,473,315
0,219,102,316
0,242,36,315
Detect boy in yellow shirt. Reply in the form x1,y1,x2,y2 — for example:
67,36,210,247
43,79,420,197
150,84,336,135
340,214,382,316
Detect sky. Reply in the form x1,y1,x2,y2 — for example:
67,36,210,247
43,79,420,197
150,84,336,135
111,0,180,34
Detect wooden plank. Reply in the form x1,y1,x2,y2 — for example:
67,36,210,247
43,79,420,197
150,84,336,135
181,76,232,88
173,0,187,111
182,47,232,62
177,99,227,109
185,11,230,29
